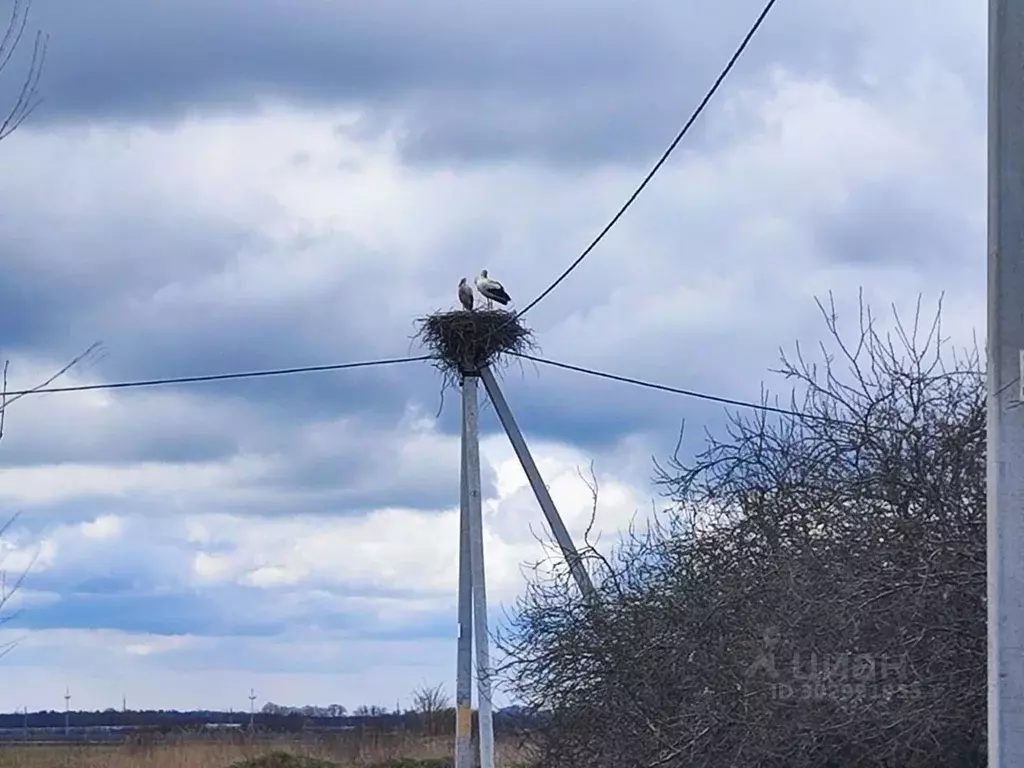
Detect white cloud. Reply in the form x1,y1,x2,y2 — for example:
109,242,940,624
77,515,124,542
180,436,647,604
0,528,54,576
0,457,271,507
124,635,196,657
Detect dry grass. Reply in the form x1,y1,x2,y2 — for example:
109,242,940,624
0,735,533,768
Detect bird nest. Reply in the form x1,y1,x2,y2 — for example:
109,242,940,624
415,309,535,384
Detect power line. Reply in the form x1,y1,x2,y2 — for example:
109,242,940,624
0,355,432,399
512,0,780,322
512,352,954,432
513,352,813,419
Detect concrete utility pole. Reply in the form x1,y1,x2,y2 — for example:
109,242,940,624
64,687,70,737
455,396,475,768
480,367,597,600
249,688,257,731
988,0,1024,764
453,364,598,768
461,370,495,768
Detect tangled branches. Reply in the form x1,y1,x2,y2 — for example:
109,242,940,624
415,309,535,387
501,293,986,768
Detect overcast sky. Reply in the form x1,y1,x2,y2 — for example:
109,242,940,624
0,0,985,713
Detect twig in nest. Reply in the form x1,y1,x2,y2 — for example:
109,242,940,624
414,309,537,394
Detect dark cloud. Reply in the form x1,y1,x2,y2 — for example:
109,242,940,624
0,262,70,349
0,200,253,357
17,576,455,642
811,178,979,268
3,0,980,166
0,0,986,523
17,591,219,634
0,402,243,466
16,0,715,118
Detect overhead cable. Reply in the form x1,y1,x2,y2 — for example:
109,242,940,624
0,355,432,399
512,0,781,322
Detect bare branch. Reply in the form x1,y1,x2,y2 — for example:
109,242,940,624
0,342,105,441
0,0,47,142
0,513,35,661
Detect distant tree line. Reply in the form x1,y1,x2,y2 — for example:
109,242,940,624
501,296,986,768
0,702,537,735
260,702,350,718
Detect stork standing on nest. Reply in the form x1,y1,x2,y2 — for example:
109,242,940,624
475,270,511,309
458,277,474,311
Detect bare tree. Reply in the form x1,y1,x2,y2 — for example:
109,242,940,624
0,0,46,142
500,293,986,768
411,682,452,736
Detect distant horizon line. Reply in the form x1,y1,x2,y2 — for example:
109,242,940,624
0,704,533,716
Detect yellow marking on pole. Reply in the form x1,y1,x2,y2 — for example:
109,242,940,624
456,704,472,737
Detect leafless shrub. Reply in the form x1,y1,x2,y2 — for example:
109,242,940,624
500,293,985,768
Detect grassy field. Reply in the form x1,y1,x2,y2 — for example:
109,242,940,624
0,735,533,768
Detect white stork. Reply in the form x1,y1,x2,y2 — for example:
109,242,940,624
457,277,474,311
475,269,511,309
